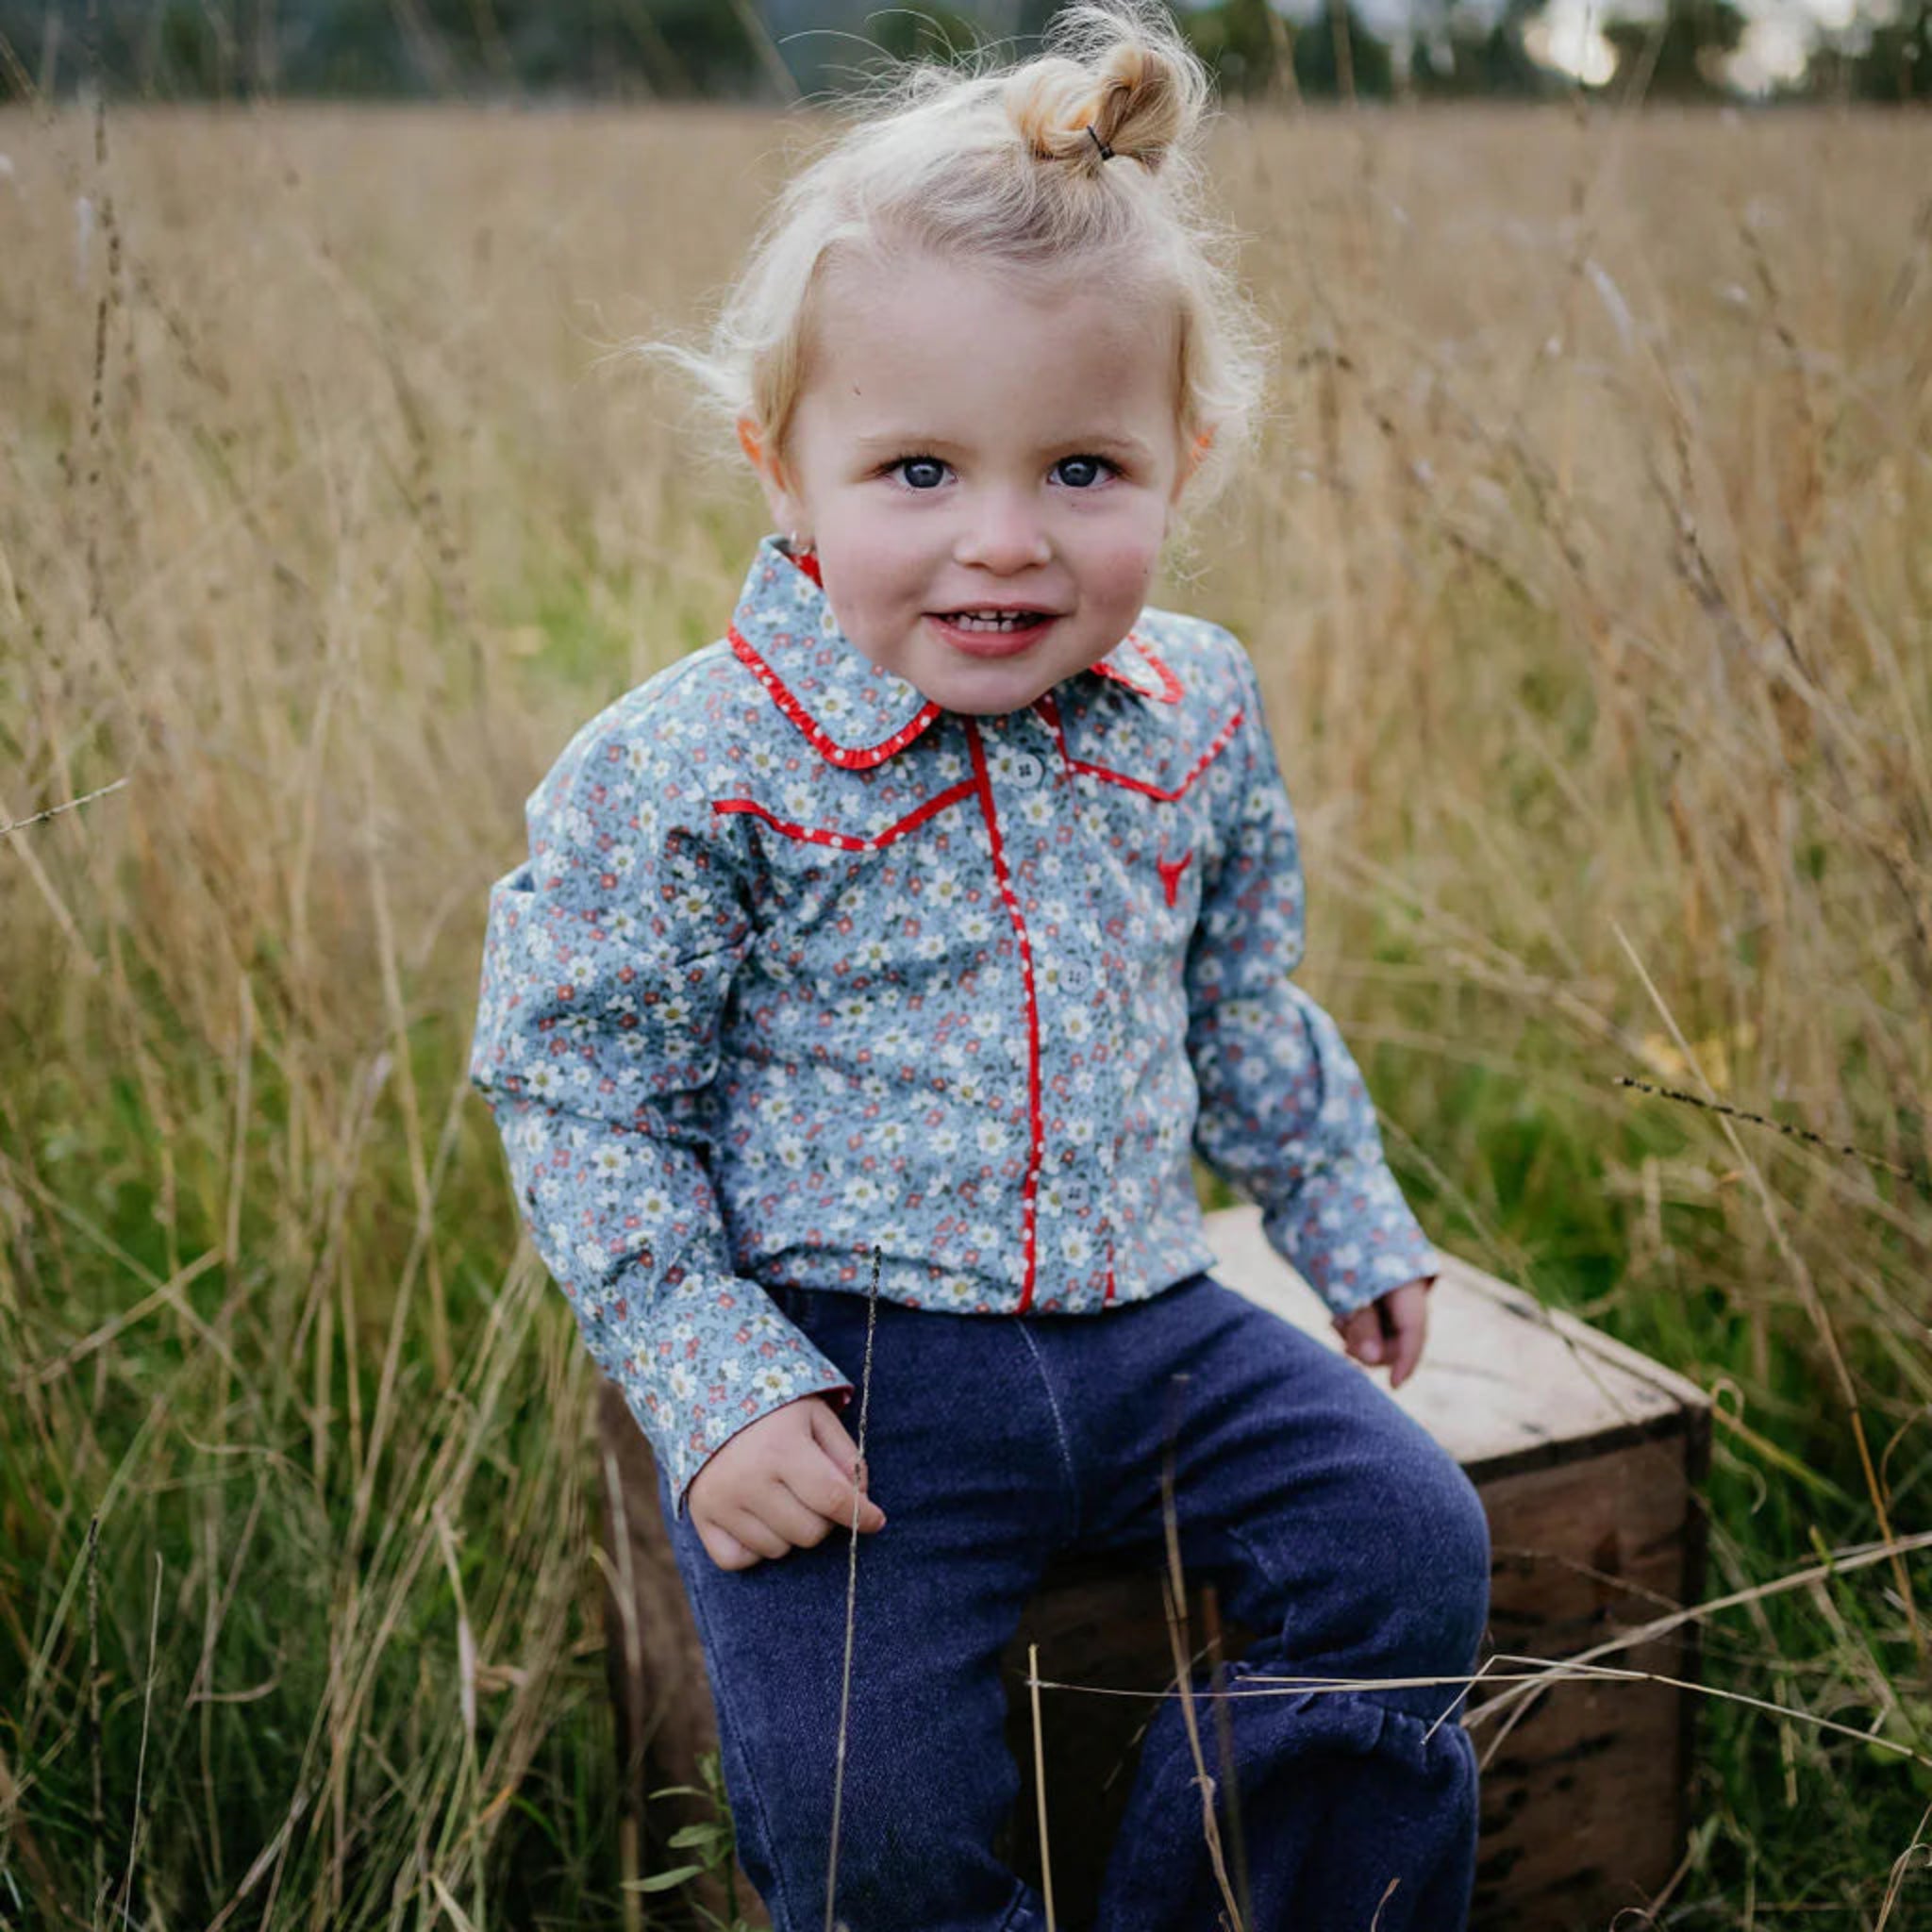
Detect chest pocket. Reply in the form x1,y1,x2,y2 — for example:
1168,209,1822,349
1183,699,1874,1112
1032,686,1244,932
710,775,983,986
1035,690,1243,806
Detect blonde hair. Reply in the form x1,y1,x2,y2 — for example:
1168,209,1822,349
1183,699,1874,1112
636,0,1274,538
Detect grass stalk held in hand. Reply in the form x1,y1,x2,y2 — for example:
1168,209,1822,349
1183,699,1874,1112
823,1245,883,1932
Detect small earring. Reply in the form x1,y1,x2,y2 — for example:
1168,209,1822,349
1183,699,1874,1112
791,530,816,557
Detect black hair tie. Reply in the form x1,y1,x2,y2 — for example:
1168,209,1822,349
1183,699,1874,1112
1084,123,1115,162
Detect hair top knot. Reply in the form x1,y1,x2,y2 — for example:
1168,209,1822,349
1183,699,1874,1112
1006,7,1203,176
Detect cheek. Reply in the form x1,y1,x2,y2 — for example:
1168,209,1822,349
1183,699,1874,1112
820,517,924,602
815,543,918,669
1088,531,1161,604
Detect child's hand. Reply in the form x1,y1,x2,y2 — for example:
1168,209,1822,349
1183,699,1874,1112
1331,1276,1432,1391
686,1395,887,1573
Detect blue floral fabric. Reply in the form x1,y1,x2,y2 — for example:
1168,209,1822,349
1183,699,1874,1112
469,534,1440,1516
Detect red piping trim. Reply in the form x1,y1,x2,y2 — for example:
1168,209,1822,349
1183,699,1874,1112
728,626,942,771
1033,692,1244,801
965,720,1043,1315
1094,636,1185,704
712,779,975,850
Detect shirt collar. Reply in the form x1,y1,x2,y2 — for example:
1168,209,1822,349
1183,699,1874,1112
727,533,1182,768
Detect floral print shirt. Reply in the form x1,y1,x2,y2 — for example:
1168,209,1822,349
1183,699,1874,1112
469,534,1440,1516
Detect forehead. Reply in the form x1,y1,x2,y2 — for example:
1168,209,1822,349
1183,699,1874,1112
802,243,1180,426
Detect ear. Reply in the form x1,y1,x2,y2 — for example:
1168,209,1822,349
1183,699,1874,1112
738,414,807,534
1170,425,1214,506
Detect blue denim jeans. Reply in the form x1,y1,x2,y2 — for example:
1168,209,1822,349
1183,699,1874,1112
656,1271,1491,1932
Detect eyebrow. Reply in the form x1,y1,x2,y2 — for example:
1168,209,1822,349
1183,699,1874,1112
852,430,1157,462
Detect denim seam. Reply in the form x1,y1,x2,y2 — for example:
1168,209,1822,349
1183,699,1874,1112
1012,1320,1083,1542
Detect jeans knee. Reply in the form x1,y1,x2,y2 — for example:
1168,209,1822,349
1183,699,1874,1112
1353,1452,1491,1682
1425,1462,1492,1671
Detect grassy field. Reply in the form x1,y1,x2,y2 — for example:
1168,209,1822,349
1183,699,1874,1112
2,94,1930,1928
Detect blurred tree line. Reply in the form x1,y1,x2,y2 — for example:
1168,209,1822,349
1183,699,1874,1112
0,0,1922,104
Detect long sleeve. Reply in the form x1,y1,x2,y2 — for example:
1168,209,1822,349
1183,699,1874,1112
1184,644,1440,1320
468,688,855,1519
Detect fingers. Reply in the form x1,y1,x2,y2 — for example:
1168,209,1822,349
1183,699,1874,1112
696,1498,812,1573
794,1452,887,1532
1385,1287,1429,1390
762,1481,843,1550
807,1403,888,1529
723,1503,803,1562
695,1485,877,1572
693,1491,798,1571
1333,1306,1381,1363
693,1470,887,1574
1333,1291,1429,1387
807,1394,862,1478
695,1519,759,1572
1387,1316,1423,1389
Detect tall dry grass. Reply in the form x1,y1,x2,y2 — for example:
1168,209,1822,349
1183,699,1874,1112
2,93,1930,1925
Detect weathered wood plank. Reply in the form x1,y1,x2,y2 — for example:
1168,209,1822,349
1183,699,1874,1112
1204,1204,1709,1476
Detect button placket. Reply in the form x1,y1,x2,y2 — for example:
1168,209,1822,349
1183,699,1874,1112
1017,749,1047,789
963,716,1045,1313
985,716,1048,796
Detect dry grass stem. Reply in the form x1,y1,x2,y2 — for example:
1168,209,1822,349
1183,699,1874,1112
1029,1640,1057,1931
1158,1378,1245,1931
0,773,129,837
824,1245,883,1932
4,97,1928,1924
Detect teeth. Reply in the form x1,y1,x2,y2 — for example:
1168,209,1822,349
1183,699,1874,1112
944,611,1044,632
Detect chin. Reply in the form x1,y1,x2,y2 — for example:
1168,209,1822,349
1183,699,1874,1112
922,667,1051,715
941,691,1034,718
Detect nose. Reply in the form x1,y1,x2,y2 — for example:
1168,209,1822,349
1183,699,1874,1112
952,488,1051,574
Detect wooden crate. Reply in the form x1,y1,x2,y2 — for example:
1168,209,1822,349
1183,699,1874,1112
597,1205,1711,1931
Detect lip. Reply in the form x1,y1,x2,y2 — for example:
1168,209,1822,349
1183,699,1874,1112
925,611,1061,659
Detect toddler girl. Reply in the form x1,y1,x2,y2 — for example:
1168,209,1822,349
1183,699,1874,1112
469,4,1491,1925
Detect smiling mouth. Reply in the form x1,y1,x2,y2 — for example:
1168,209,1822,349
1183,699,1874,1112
931,609,1058,633
926,610,1058,658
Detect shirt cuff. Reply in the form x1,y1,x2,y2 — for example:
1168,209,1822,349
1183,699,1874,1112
1259,1152,1441,1322
597,1287,858,1521
670,1379,858,1522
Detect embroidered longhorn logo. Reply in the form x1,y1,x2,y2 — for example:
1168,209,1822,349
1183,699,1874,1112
1156,847,1193,908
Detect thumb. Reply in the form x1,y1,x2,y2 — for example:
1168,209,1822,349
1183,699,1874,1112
1336,1306,1384,1363
808,1400,880,1507
807,1396,858,1474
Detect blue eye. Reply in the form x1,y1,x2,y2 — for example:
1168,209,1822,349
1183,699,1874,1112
882,452,1121,491
889,455,949,490
1054,455,1117,488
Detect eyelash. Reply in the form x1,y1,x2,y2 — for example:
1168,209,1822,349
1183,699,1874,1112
880,452,1121,491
